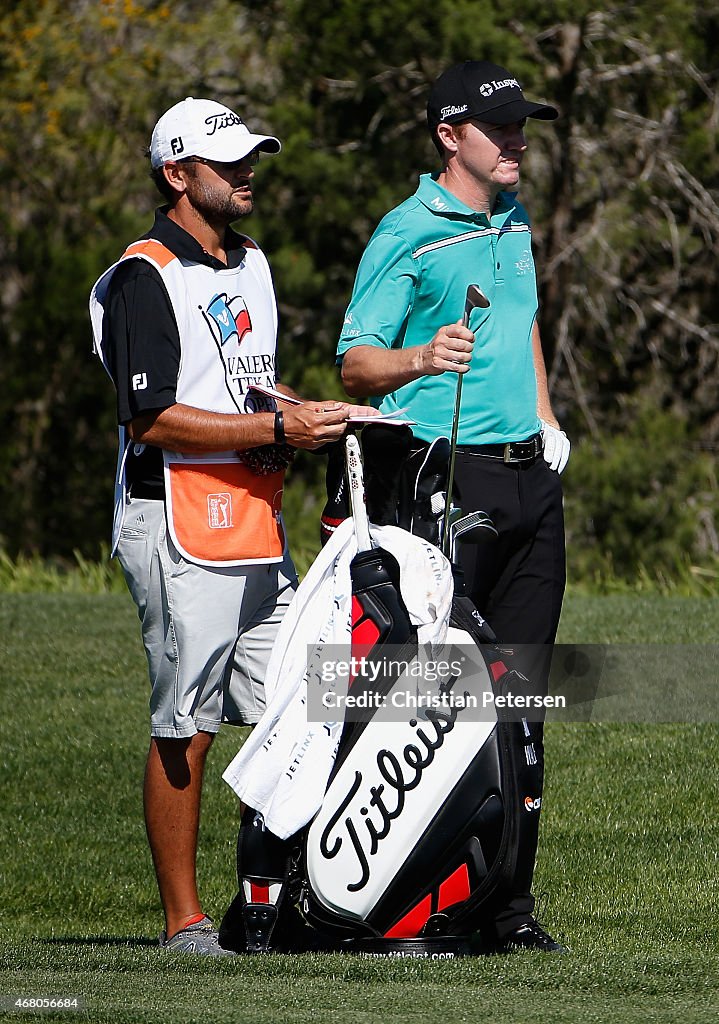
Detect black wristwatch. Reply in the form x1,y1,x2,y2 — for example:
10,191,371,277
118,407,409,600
274,410,286,444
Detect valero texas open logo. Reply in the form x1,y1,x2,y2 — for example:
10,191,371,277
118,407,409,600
200,292,276,407
203,292,252,346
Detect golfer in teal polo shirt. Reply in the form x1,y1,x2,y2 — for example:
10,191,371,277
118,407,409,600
337,60,571,955
337,173,542,446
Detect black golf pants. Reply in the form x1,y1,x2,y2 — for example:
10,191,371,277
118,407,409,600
453,450,566,938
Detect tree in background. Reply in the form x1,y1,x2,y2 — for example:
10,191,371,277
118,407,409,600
0,0,275,555
0,0,717,585
246,0,719,579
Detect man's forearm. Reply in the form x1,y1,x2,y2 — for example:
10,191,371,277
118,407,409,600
532,321,560,428
127,400,350,453
128,403,275,453
341,325,474,398
340,345,427,397
275,382,302,402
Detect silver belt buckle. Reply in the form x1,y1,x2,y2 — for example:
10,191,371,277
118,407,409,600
503,443,512,464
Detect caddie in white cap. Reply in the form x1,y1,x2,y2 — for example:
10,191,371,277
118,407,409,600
89,95,364,956
150,96,281,168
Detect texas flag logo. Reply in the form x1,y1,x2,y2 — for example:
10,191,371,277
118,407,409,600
205,293,252,346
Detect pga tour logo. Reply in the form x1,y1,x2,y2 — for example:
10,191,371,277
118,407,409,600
207,493,232,529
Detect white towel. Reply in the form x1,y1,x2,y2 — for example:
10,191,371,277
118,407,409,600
222,521,453,839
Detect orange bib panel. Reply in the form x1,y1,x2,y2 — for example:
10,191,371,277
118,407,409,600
164,458,285,566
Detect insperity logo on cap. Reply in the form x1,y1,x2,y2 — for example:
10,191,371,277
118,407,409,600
427,61,558,129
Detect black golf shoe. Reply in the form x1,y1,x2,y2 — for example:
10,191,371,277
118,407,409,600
499,918,568,954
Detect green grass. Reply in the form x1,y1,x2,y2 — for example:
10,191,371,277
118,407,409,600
0,550,127,595
1,593,718,1023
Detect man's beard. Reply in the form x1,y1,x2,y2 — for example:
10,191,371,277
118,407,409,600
186,176,253,222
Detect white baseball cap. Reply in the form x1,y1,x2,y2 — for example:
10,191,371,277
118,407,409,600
150,97,281,169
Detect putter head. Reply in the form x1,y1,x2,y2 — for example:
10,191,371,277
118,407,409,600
464,284,490,325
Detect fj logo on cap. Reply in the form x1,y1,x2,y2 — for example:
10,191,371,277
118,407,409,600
170,137,184,155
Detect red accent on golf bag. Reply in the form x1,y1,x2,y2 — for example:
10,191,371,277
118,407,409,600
250,883,270,904
383,863,471,938
384,895,432,938
350,595,382,660
438,864,472,911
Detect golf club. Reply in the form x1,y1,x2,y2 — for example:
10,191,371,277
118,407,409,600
441,284,490,557
346,433,372,551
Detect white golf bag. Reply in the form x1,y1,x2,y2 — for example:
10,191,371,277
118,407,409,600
221,432,544,957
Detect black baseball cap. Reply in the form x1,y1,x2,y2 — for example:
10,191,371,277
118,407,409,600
427,61,558,129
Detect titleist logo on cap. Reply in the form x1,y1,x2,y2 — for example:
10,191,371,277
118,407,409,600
204,111,244,136
440,104,469,119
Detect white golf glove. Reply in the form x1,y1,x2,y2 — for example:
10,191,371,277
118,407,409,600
540,420,571,474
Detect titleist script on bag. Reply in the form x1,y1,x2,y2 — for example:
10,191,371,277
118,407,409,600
306,632,497,920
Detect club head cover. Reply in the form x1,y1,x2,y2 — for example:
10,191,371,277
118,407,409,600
320,439,350,546
398,436,451,544
360,423,414,525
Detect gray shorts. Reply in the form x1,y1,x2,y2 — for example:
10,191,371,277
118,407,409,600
117,497,298,738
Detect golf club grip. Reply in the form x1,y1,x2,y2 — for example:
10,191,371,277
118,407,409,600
345,434,372,551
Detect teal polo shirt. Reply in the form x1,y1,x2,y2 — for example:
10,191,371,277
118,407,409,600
337,173,541,446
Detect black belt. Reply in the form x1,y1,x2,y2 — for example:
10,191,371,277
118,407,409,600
128,482,164,500
458,433,543,464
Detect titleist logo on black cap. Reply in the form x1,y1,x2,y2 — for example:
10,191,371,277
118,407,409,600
440,104,468,119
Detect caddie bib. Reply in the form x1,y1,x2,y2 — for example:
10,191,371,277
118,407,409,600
90,234,287,565
164,455,285,567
